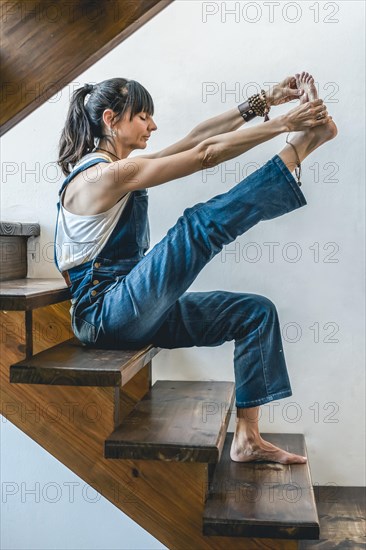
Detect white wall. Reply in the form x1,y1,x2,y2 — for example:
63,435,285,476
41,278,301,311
1,1,365,548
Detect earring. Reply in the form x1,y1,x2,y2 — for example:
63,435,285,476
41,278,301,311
110,128,116,137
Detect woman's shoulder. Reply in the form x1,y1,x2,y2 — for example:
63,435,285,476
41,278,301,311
62,153,128,216
63,152,112,184
74,151,112,170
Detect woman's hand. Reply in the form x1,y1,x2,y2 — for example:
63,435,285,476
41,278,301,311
267,76,304,106
282,99,330,132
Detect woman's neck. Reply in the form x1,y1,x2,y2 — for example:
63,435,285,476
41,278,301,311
95,140,132,160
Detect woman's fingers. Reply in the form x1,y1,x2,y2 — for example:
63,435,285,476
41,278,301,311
297,99,323,113
314,105,328,116
312,115,332,127
288,76,298,89
285,97,330,130
309,99,324,107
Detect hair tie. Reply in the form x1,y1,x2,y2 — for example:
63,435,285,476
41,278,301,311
84,83,94,94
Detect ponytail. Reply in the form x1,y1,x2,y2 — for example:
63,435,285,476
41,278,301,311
57,78,154,176
58,84,95,176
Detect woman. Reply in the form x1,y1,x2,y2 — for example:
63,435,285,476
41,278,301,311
55,72,337,464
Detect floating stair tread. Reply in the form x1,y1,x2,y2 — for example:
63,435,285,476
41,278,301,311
203,432,319,540
105,380,235,462
0,221,40,237
10,337,160,386
299,486,365,548
0,278,70,310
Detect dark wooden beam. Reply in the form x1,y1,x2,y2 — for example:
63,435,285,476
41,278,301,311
0,0,173,135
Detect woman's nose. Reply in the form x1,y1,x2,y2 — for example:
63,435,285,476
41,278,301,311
149,118,158,131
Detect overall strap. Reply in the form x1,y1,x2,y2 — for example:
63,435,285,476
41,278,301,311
58,154,112,197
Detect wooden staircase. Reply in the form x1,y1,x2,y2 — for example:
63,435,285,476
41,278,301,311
1,2,321,546
1,280,320,549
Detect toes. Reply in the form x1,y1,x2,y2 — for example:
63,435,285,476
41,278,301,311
281,453,307,465
293,454,307,464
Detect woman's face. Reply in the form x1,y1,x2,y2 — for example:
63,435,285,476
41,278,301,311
111,108,158,151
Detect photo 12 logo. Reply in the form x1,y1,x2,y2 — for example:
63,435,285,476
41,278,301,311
201,2,340,24
201,81,339,105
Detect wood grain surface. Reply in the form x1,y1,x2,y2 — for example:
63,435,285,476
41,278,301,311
0,0,173,134
0,224,40,281
105,380,235,462
204,432,319,540
0,222,40,237
0,236,27,280
10,337,160,386
300,486,366,549
0,278,70,310
1,305,302,549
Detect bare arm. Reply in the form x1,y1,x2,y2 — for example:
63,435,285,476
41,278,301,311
202,99,327,167
139,107,245,160
106,99,328,193
139,76,303,159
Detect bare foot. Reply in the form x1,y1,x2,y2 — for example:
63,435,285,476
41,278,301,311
295,71,318,103
291,71,338,151
293,113,338,157
230,433,307,465
280,72,338,184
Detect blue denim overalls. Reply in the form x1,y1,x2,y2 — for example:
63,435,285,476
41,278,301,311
54,153,307,408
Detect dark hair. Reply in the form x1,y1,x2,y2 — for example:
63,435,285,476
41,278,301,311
57,78,154,176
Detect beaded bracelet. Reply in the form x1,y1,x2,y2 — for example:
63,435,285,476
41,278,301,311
238,89,270,122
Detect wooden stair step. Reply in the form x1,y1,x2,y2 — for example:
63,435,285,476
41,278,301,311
0,222,41,281
105,380,235,462
203,432,320,540
0,278,70,310
10,337,160,386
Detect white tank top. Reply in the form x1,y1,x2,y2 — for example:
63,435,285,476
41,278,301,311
55,154,131,272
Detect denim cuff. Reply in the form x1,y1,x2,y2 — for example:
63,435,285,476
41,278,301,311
272,154,307,208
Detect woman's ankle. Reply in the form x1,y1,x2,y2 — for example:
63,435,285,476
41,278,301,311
279,131,316,172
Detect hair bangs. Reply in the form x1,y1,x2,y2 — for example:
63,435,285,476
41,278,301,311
125,80,154,120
